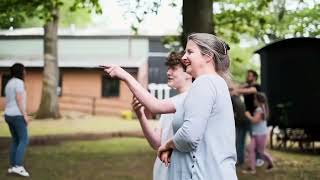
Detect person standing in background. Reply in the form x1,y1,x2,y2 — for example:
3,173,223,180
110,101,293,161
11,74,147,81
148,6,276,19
4,63,30,177
234,70,263,166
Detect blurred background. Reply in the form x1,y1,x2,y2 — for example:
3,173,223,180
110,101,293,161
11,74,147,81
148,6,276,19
0,0,319,179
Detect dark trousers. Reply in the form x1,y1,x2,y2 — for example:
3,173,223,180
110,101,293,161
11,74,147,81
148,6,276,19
236,124,249,165
4,115,29,166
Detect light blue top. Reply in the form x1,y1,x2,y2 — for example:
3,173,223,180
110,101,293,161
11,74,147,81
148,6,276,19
153,92,187,180
251,107,268,135
169,74,237,180
4,78,26,116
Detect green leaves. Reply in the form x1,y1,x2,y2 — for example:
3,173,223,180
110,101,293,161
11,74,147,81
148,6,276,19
118,0,163,34
70,0,102,14
214,0,320,44
0,0,102,28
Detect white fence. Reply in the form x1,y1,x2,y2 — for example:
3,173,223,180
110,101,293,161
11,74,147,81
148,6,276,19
148,83,171,100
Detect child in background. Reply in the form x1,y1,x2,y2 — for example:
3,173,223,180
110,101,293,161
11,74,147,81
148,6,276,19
242,92,274,174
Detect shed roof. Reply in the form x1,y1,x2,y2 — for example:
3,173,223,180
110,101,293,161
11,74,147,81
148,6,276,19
255,37,320,54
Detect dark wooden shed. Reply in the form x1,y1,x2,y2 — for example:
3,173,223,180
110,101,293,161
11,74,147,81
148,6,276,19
256,37,320,128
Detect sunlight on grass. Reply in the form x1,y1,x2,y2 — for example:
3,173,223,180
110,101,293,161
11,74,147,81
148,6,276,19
0,112,158,137
0,138,155,180
0,138,319,180
238,150,320,180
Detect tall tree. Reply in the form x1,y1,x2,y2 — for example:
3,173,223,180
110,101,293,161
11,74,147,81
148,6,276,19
182,0,214,47
0,0,102,119
37,4,61,119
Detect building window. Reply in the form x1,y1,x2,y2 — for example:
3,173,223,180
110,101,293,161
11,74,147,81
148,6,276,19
102,76,120,97
1,74,11,97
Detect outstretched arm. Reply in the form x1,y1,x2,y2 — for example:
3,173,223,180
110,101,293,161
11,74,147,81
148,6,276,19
103,65,175,114
236,86,257,95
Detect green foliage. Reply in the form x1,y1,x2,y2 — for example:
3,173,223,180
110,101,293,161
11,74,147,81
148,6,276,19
162,35,182,51
118,0,164,34
214,0,319,80
122,0,320,78
0,115,158,137
0,0,102,29
59,0,93,28
214,0,320,44
0,0,31,28
228,44,259,83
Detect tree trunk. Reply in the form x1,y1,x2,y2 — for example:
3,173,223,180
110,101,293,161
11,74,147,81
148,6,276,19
182,0,214,47
35,7,61,119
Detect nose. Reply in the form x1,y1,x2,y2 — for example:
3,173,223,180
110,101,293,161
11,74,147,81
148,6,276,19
181,53,188,65
167,68,172,76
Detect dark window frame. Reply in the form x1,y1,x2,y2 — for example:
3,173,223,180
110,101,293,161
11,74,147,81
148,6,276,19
101,75,120,97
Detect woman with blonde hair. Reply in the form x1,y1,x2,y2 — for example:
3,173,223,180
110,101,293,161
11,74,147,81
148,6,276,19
102,33,237,180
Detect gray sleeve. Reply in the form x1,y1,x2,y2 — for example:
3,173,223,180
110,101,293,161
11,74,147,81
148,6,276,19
173,77,216,152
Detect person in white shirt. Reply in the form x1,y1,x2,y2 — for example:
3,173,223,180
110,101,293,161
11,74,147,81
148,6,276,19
4,63,30,177
131,51,192,180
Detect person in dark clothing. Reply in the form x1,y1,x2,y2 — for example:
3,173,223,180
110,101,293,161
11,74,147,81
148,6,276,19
229,82,247,128
230,88,247,165
241,70,261,115
233,70,261,166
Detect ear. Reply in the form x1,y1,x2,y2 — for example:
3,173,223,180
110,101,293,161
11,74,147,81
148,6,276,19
204,54,214,64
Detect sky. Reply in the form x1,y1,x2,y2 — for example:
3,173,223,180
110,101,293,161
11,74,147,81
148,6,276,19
91,0,182,35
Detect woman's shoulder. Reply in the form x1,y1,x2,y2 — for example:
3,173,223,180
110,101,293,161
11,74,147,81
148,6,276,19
10,77,23,83
195,74,225,85
194,74,228,94
9,78,24,89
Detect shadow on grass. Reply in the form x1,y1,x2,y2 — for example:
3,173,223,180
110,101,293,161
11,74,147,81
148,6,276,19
0,131,144,149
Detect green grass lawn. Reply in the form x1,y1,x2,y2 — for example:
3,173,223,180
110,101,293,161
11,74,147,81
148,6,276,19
238,150,320,180
0,113,319,180
0,112,158,137
0,138,155,180
0,138,319,180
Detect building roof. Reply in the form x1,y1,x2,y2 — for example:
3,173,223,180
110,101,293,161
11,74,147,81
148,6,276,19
0,57,146,68
0,27,178,36
0,35,149,68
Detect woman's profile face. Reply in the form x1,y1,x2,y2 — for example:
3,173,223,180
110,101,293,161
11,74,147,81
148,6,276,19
181,40,207,78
